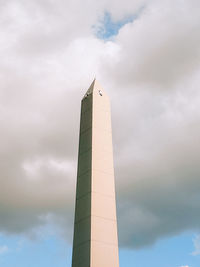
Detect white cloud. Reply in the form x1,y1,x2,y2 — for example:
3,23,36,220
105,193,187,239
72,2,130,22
0,245,8,255
192,235,200,256
107,0,200,88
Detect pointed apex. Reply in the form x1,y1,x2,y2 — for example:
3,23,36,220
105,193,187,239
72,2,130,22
86,78,97,95
83,79,105,98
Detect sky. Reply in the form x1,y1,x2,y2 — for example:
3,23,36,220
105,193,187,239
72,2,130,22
0,0,200,266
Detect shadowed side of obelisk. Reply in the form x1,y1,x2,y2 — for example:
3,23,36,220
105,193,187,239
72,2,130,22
71,87,93,267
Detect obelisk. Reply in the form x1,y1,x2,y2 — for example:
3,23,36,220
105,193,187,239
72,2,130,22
72,79,119,267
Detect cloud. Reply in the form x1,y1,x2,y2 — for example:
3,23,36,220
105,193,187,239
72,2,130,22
106,0,200,88
0,245,9,255
192,235,200,256
0,0,200,250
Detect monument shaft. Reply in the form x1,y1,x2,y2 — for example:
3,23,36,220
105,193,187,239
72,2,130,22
72,80,119,267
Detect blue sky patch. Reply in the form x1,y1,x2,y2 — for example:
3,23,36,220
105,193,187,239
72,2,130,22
94,11,140,40
1,231,199,267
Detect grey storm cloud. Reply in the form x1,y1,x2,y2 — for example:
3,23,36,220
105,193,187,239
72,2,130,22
0,0,200,249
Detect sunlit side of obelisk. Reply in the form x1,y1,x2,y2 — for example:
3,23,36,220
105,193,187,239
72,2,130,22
72,80,119,267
